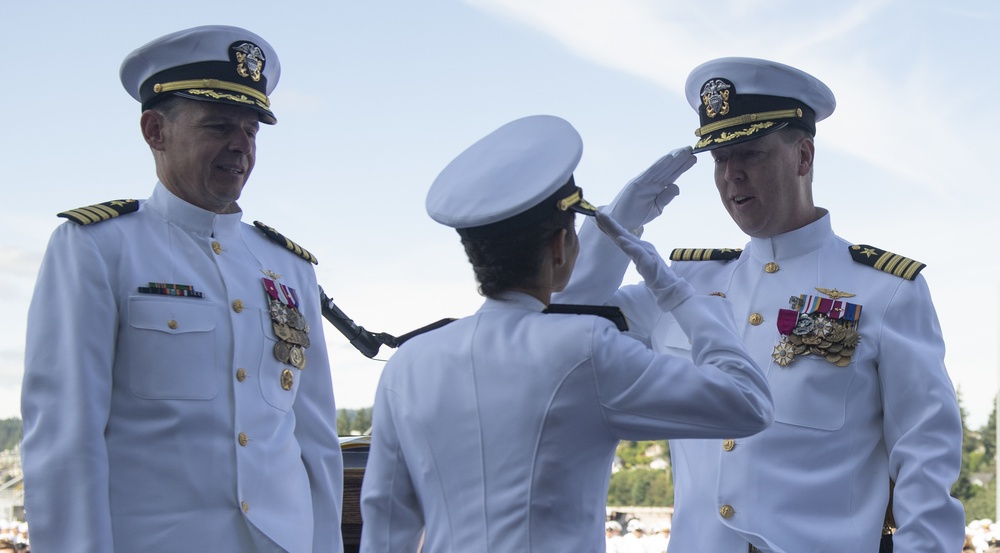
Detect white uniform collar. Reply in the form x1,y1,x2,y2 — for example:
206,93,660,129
145,181,244,238
478,291,547,313
747,208,832,261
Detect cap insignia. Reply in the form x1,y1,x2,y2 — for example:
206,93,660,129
232,42,265,82
701,79,732,118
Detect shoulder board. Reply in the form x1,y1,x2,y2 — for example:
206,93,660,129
57,199,139,225
543,304,629,332
254,221,318,265
669,248,742,262
849,244,925,281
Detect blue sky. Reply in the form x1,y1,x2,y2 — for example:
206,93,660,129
1,0,996,426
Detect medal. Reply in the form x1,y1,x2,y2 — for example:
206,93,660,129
772,288,862,368
263,275,310,370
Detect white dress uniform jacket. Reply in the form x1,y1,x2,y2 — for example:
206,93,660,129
560,210,964,553
360,290,774,553
22,183,344,553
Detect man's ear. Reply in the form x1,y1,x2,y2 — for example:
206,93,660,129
140,109,167,151
551,228,568,267
798,136,815,177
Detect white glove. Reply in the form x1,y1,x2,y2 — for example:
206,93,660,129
605,146,696,231
596,211,695,312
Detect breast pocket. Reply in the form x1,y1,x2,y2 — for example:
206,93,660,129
258,309,298,412
127,298,218,400
767,342,857,431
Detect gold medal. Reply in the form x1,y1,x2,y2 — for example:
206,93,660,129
272,323,293,341
772,337,795,367
281,369,294,390
289,346,306,370
274,341,292,364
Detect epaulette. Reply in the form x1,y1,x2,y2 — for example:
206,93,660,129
669,248,743,262
849,244,925,281
543,304,629,332
254,221,319,265
57,199,139,225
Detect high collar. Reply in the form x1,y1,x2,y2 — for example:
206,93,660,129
747,208,833,261
479,291,547,313
145,182,244,239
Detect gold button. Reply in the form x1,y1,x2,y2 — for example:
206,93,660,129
749,313,763,326
232,299,244,313
281,369,294,390
720,504,735,518
167,320,178,330
212,241,223,255
236,368,247,382
722,439,735,451
238,432,248,447
241,501,249,513
764,262,779,273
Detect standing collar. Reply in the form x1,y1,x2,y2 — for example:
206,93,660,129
478,291,547,313
747,208,833,261
145,182,244,238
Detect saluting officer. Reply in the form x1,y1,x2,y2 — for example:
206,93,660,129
359,115,774,553
21,26,343,553
559,57,965,552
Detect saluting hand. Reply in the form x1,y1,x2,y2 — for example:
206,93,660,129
604,146,696,232
596,211,695,312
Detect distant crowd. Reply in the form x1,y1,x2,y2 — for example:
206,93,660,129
0,520,28,551
966,518,1000,552
605,519,670,553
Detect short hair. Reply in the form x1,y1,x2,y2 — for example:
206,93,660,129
777,125,811,144
149,95,188,121
461,209,575,298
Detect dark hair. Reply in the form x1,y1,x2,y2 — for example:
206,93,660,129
461,209,575,298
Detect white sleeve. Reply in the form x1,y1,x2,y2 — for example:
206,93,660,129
878,276,965,551
21,223,116,552
360,374,424,553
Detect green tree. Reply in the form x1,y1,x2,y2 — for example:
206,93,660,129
953,390,978,501
614,440,668,469
337,409,353,435
607,468,672,506
0,418,22,451
353,407,372,434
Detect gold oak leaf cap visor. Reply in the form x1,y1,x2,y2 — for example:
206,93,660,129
685,57,836,153
120,25,280,124
426,115,597,239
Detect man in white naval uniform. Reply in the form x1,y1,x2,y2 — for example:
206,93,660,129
360,115,774,552
557,58,964,552
21,26,343,553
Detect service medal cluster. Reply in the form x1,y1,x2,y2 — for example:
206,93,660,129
772,289,862,368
